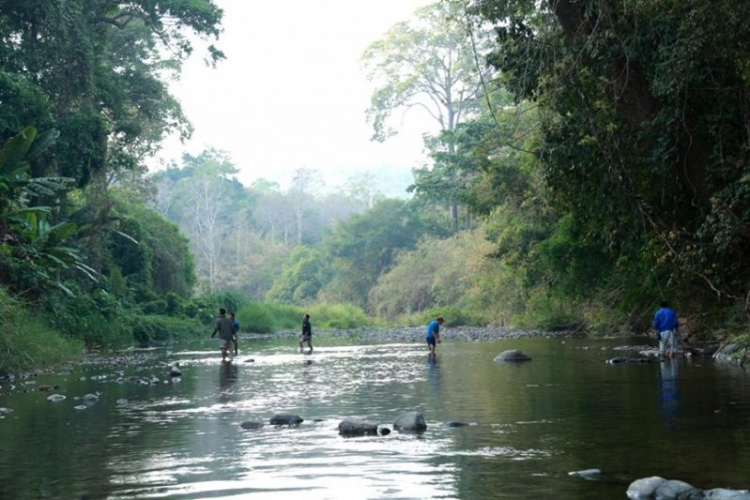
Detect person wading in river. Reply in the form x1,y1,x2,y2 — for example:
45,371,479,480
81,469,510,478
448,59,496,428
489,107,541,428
211,308,236,362
299,314,313,354
426,316,444,356
229,312,240,356
653,301,679,360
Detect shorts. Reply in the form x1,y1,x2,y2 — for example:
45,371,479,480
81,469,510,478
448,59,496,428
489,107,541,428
659,330,676,355
220,338,231,348
426,337,436,347
300,334,312,342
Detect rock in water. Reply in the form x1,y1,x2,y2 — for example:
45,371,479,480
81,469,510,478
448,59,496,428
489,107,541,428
626,477,667,499
444,421,469,428
47,394,66,403
269,414,304,426
493,349,532,363
393,411,427,432
338,418,379,437
568,469,601,480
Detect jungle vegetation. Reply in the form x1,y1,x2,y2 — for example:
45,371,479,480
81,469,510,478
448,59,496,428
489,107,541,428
2,0,749,372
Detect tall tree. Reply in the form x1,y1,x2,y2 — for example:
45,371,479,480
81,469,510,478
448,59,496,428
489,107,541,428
362,0,493,226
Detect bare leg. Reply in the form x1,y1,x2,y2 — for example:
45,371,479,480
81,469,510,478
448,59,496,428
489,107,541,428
307,341,313,354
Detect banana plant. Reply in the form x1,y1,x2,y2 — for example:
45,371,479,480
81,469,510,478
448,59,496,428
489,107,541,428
0,126,95,296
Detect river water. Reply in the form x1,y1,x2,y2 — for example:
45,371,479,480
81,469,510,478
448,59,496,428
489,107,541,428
1,336,749,499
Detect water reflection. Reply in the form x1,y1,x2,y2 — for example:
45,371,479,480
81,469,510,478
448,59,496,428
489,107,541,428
658,359,679,426
427,354,441,396
218,361,239,404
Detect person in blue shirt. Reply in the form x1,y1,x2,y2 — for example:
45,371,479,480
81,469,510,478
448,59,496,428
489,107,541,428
653,301,679,359
426,316,444,356
229,313,240,355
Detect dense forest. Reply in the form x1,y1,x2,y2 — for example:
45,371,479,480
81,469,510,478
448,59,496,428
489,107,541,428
2,0,749,372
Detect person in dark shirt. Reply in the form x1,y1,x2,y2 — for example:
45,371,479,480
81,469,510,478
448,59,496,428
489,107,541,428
211,308,236,362
299,314,313,354
653,301,679,359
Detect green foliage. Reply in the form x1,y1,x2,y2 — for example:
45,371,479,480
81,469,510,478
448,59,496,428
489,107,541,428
44,286,132,347
0,286,83,374
320,198,448,307
237,302,299,333
0,126,95,297
309,303,374,330
107,193,196,299
398,306,487,328
266,246,324,304
474,0,750,315
0,0,224,187
131,315,204,347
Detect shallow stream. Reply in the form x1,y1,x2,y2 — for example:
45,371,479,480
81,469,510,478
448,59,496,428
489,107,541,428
1,336,749,499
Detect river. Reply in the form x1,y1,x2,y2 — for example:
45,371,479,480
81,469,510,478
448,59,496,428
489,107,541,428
1,335,749,499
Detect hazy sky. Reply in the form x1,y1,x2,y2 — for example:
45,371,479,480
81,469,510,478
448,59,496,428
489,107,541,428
153,0,435,196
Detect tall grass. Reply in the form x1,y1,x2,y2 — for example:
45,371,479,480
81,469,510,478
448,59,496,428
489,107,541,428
236,302,376,333
0,287,83,374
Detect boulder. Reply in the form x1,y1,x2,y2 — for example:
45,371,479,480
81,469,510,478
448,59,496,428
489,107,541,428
393,411,427,432
169,366,182,377
47,394,66,403
82,393,99,403
338,418,379,437
0,407,13,415
379,427,391,436
655,480,703,499
627,476,667,499
270,413,304,426
704,489,750,499
73,405,88,411
493,349,532,363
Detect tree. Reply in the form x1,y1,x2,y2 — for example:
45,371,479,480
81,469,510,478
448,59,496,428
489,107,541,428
163,149,241,292
0,0,224,186
319,199,447,307
288,168,323,246
362,0,493,226
473,0,750,314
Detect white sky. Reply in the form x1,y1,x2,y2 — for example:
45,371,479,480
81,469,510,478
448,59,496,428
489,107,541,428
152,0,436,197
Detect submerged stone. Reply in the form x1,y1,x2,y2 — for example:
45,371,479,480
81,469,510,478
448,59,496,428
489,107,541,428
493,350,532,363
444,421,469,428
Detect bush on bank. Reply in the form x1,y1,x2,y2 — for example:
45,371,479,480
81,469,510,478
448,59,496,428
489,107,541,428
0,287,83,375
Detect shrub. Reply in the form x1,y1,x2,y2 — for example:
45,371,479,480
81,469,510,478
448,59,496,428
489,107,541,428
309,303,374,329
0,286,83,374
130,314,204,346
